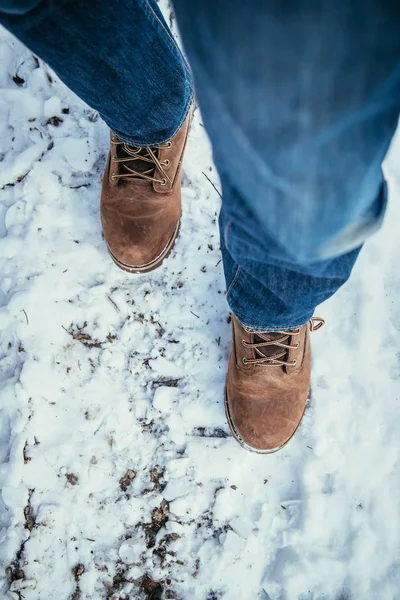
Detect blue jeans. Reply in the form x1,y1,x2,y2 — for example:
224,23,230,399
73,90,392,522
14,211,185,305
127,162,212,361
2,0,400,330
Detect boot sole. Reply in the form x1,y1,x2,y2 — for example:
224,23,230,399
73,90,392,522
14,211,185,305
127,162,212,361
224,387,309,455
107,220,180,274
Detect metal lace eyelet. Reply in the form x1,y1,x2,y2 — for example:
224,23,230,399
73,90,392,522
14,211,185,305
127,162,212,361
242,357,247,365
291,359,297,366
166,141,172,148
112,155,117,160
160,178,167,186
111,174,117,180
241,339,246,347
295,342,300,349
163,159,170,166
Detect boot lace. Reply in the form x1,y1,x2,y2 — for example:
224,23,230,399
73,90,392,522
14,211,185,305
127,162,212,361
242,317,325,367
110,137,172,185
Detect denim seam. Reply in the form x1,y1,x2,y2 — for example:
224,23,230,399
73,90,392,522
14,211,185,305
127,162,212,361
226,265,242,298
225,218,243,299
141,0,192,79
224,219,233,248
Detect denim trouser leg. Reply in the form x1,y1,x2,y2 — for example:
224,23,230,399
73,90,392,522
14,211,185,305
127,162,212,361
0,0,193,146
3,2,400,330
173,0,400,329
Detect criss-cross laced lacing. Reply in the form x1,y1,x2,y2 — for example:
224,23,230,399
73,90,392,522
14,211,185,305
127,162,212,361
110,137,172,185
242,317,325,367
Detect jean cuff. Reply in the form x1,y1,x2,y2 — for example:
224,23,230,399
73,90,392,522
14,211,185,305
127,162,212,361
112,89,194,148
233,311,312,333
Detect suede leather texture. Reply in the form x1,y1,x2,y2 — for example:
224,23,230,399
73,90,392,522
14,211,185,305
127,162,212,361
100,109,192,270
226,314,311,452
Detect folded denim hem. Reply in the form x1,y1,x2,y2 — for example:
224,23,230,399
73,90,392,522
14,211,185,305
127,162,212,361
112,89,194,148
234,312,311,333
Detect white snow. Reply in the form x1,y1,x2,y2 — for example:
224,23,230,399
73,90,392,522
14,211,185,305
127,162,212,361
1,5,400,600
152,387,179,413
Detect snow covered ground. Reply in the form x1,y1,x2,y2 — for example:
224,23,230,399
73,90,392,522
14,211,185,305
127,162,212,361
2,6,400,600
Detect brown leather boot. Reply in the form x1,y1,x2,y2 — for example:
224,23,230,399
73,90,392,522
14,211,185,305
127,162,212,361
100,107,193,273
225,314,324,454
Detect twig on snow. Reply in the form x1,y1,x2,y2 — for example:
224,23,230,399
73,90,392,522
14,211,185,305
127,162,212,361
202,171,222,199
107,296,120,312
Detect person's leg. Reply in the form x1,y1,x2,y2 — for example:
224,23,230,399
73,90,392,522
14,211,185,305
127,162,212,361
173,0,400,329
0,0,193,146
172,0,400,452
1,0,194,272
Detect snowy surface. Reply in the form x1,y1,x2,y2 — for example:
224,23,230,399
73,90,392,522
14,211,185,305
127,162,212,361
1,9,400,600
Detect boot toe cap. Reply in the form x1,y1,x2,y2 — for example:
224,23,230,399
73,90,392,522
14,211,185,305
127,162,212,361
225,389,307,453
104,220,180,272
